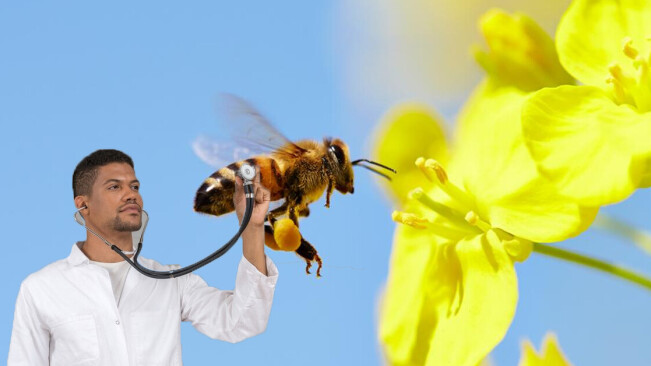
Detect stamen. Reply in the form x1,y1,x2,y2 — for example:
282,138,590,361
423,159,474,210
606,76,633,105
415,157,435,181
424,159,448,184
409,188,478,232
606,36,651,112
465,211,492,232
392,211,429,229
427,222,471,240
623,37,639,60
607,63,637,105
609,64,632,84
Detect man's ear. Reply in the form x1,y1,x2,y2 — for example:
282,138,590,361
74,196,88,210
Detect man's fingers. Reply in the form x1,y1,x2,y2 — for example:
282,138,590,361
254,168,261,184
262,186,271,201
255,187,264,203
234,175,243,198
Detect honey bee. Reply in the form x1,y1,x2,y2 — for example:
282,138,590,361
193,95,396,277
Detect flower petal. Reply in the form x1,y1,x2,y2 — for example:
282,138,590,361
424,230,518,366
379,226,519,366
372,103,449,204
522,85,651,206
518,333,573,366
489,180,598,243
474,9,574,92
556,0,651,87
451,81,530,194
452,82,595,242
378,225,449,365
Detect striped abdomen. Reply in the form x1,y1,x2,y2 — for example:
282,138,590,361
194,157,285,216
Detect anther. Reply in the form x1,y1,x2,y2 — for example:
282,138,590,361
424,159,448,184
622,37,639,60
609,63,625,80
423,159,474,210
607,63,637,105
408,187,425,200
392,211,429,229
465,211,491,232
415,157,435,181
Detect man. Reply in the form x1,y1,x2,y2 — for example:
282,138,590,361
8,149,278,365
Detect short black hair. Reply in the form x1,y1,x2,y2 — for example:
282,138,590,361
73,149,134,197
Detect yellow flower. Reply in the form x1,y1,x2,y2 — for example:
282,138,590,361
374,11,597,365
521,0,651,206
376,86,594,366
477,332,573,366
518,333,573,366
473,9,574,92
337,0,572,111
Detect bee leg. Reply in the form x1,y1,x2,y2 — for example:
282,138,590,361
325,175,335,208
298,206,310,218
266,202,288,223
295,237,323,277
285,188,306,225
288,205,301,227
267,215,277,226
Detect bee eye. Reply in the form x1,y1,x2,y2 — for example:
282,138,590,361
330,145,345,165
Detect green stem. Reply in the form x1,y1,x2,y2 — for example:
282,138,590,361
532,242,651,291
593,213,651,255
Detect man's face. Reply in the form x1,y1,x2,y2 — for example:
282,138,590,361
83,162,143,233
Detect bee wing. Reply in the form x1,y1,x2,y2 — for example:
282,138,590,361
217,94,307,159
192,135,254,169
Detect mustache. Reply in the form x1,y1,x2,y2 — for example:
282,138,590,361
118,202,142,212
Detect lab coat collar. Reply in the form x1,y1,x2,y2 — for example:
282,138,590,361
67,241,142,267
67,242,91,266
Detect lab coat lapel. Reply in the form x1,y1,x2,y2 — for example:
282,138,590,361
118,257,160,309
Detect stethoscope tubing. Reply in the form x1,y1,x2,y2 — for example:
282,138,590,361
112,182,255,279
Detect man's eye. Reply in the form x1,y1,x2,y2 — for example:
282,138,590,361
132,185,140,191
108,185,119,190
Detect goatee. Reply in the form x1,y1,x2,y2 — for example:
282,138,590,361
113,216,142,232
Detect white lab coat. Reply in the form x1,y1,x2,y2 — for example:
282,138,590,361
8,242,279,365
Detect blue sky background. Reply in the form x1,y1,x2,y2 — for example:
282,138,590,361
1,1,649,365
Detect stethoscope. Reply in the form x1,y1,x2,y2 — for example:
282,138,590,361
74,164,257,279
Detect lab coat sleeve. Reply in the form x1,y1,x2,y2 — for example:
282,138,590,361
8,281,50,366
180,255,278,343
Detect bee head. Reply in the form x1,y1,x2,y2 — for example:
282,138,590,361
324,138,355,194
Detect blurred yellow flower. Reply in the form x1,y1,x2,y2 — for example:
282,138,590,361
518,333,573,366
336,0,571,112
374,10,597,366
473,9,574,91
521,0,651,206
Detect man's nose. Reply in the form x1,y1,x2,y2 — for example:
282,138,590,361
124,189,141,203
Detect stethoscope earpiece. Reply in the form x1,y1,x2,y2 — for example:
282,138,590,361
74,207,86,226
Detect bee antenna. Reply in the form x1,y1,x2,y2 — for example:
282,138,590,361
351,159,397,174
354,164,394,181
